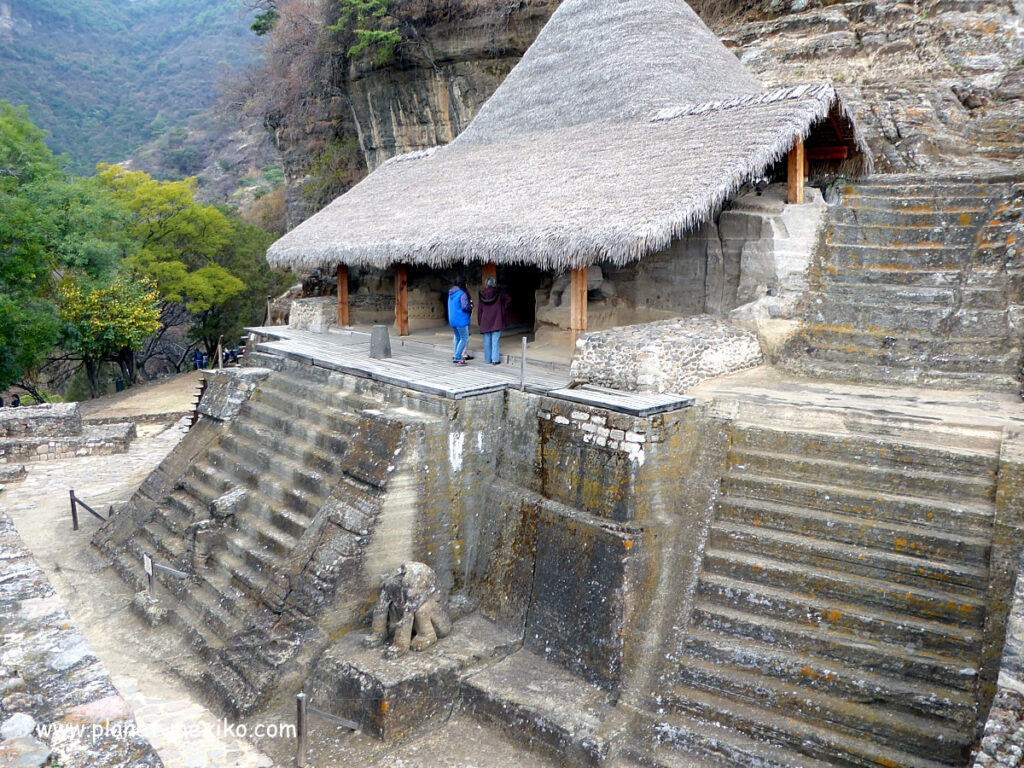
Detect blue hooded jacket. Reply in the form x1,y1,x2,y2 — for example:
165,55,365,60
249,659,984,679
447,286,472,327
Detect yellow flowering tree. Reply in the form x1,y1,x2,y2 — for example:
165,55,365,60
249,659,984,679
60,276,161,397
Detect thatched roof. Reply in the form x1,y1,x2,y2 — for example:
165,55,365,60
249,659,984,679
267,0,871,274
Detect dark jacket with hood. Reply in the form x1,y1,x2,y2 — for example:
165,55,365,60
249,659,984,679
477,286,511,333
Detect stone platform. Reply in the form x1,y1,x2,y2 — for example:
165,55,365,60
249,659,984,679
308,614,520,741
0,403,136,465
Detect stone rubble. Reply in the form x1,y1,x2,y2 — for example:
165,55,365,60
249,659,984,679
571,315,763,393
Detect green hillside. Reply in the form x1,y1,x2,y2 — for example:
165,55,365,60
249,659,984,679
0,0,259,173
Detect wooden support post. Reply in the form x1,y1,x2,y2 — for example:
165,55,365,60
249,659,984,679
787,137,805,204
481,262,497,288
394,264,409,336
570,266,588,349
336,264,349,327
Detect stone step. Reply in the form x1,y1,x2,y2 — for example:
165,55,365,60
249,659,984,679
782,355,1021,392
651,711,836,768
216,430,328,498
730,424,999,477
111,548,147,593
661,682,967,768
223,527,284,581
719,476,995,541
209,549,268,603
696,574,979,658
232,418,347,472
253,371,378,418
675,629,975,728
810,281,1006,310
691,602,977,693
667,658,970,759
204,450,324,518
818,265,1005,289
700,548,986,628
708,521,988,598
239,397,359,448
727,446,995,505
167,597,226,655
152,501,193,536
804,303,1009,337
201,659,264,719
825,222,980,247
823,243,980,270
827,205,989,228
790,332,1019,371
137,520,187,567
175,578,244,640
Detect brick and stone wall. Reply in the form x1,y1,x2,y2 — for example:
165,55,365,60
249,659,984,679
570,315,763,394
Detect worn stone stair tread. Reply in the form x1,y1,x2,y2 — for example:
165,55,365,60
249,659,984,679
677,628,974,723
650,710,836,768
691,601,977,692
727,445,995,502
662,682,963,768
231,419,345,469
216,430,327,494
201,455,323,518
782,356,1021,391
697,573,978,656
732,422,1000,470
701,547,986,628
210,549,268,598
168,598,226,652
717,489,993,551
709,520,988,595
724,467,995,523
179,580,243,640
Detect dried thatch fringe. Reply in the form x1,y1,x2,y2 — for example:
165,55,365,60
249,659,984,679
266,0,873,275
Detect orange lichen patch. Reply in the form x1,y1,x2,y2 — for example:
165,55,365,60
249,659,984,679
960,604,975,615
826,610,843,623
800,666,819,680
877,758,902,768
906,204,935,214
752,519,762,527
894,538,908,552
623,539,634,551
959,214,974,226
380,700,389,714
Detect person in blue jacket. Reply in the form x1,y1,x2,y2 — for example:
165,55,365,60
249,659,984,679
447,277,473,365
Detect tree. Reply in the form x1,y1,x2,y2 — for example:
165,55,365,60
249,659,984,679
95,164,247,373
59,277,162,397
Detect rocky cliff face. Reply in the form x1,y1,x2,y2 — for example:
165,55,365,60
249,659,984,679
270,0,1023,223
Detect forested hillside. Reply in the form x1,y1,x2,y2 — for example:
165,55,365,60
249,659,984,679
0,0,259,173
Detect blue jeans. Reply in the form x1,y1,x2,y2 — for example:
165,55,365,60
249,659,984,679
452,325,469,361
483,331,501,363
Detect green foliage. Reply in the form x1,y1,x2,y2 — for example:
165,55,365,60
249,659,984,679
300,137,365,209
60,277,162,361
96,164,245,312
331,0,401,66
251,9,279,36
0,0,260,173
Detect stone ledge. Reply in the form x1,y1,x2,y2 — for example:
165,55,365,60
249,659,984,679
0,402,82,439
0,423,136,464
0,511,161,767
308,613,520,742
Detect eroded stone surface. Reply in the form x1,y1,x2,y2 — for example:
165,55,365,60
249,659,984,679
571,315,763,393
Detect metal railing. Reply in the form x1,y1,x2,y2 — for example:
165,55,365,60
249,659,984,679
295,692,358,767
69,489,111,530
520,335,527,391
142,551,188,598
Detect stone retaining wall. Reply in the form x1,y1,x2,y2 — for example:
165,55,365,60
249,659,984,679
0,423,136,465
570,315,763,393
0,403,82,439
0,511,162,768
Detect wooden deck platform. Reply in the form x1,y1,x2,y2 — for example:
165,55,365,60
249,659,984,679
246,326,693,416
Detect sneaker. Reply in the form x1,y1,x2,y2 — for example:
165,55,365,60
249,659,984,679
453,360,466,366
464,354,474,360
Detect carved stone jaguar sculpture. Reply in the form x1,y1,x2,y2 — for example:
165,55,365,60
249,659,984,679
365,562,452,656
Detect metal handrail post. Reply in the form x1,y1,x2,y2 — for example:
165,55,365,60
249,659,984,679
70,490,79,531
520,336,527,392
296,692,308,767
143,552,155,598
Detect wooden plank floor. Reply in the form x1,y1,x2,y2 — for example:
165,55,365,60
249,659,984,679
246,326,694,415
249,326,569,399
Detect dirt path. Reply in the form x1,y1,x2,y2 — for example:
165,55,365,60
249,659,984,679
77,370,204,422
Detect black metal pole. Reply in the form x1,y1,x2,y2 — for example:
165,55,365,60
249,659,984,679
70,490,79,531
296,692,308,767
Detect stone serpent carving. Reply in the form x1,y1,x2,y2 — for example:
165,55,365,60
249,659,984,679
365,562,452,657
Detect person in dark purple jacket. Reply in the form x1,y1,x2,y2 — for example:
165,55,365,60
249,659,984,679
477,277,512,365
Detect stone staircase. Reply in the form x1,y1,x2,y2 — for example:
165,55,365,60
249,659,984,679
783,175,1023,391
650,417,1001,767
108,364,395,715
